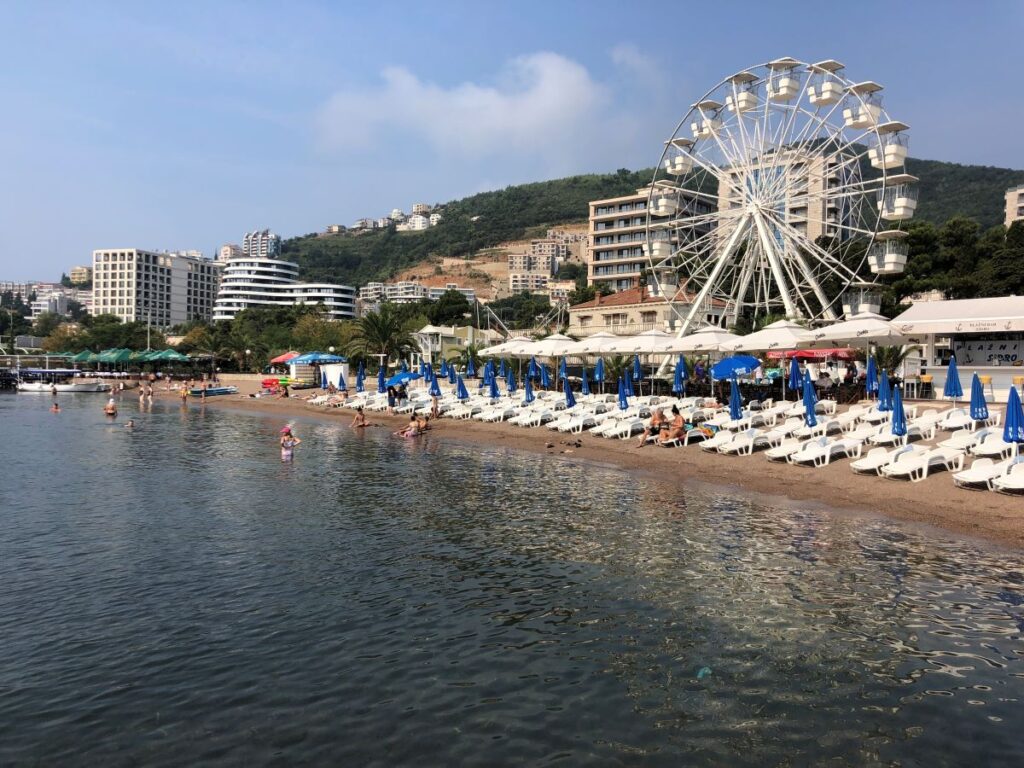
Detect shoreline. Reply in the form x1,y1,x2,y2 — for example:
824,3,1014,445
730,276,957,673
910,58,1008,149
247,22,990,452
163,385,1024,550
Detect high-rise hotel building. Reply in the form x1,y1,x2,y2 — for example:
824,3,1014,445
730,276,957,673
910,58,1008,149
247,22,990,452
91,249,222,327
212,254,356,321
242,229,282,259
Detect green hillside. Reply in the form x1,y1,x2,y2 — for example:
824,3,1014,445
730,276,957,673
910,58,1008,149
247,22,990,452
281,159,1024,287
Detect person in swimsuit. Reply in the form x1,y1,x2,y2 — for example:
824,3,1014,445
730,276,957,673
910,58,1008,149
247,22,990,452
104,397,118,417
635,408,666,448
51,402,60,413
280,426,301,461
394,415,419,438
351,407,369,428
658,405,685,443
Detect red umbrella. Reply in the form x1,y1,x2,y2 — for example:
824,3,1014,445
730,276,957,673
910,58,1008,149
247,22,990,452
270,351,299,364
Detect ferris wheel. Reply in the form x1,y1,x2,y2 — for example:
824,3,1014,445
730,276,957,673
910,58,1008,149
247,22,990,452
645,57,919,335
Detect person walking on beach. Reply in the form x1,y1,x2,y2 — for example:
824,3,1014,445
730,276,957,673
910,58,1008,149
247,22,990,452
279,426,301,461
386,385,397,415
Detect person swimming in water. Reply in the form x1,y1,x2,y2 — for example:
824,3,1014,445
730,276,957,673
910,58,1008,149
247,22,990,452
124,419,135,429
103,397,118,417
279,426,301,461
51,402,60,413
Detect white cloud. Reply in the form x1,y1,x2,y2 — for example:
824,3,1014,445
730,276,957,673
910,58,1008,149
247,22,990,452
314,52,610,162
610,43,662,87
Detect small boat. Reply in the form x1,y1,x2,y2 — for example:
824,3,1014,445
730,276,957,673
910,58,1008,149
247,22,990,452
17,369,111,393
188,386,239,397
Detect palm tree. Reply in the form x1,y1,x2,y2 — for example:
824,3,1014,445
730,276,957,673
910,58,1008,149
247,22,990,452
874,345,918,377
347,305,419,362
446,343,481,371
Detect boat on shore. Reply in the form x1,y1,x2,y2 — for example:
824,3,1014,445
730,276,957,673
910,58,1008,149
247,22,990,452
16,369,111,393
188,386,239,397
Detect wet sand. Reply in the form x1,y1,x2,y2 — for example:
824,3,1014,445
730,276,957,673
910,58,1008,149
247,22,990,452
167,383,1024,549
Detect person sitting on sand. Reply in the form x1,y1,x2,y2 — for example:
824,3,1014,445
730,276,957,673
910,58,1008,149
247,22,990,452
394,415,420,438
658,405,685,443
416,414,431,432
635,408,666,448
351,407,370,428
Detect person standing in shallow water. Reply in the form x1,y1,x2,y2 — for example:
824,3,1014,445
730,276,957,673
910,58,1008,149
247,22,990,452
279,426,301,461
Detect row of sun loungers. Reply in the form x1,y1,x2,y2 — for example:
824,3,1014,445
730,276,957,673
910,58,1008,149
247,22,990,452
315,388,1019,494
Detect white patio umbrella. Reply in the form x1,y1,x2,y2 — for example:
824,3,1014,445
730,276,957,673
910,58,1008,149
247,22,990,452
520,332,575,359
478,335,533,358
601,330,672,355
722,319,813,353
575,332,624,356
800,313,911,348
659,327,743,354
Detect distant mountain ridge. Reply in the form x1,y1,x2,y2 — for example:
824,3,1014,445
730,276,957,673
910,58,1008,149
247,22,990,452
281,158,1024,288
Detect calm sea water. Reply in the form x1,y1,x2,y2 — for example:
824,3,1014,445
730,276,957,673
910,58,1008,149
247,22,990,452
2,393,1024,766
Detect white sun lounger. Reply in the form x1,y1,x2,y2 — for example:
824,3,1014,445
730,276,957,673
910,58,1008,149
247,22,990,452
992,463,1024,494
880,447,965,482
699,429,738,452
784,436,829,464
970,433,1019,459
764,437,805,462
953,456,1024,490
717,428,782,455
940,427,994,452
850,444,922,475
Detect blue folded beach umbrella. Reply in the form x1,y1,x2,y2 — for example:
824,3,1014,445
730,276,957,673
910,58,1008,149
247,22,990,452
425,362,435,382
1003,387,1024,445
321,370,328,389
891,385,907,438
802,370,817,428
581,366,590,396
386,371,422,387
429,373,442,397
787,357,802,398
456,375,470,400
970,372,989,422
944,354,963,401
527,356,538,379
466,357,477,378
356,367,364,393
524,376,535,404
729,376,743,421
506,369,516,395
400,360,409,373
488,374,500,400
563,377,576,409
498,359,507,379
338,370,347,391
377,367,386,394
712,355,760,380
673,357,686,395
439,360,447,377
865,356,878,396
878,370,892,412
594,358,605,383
624,370,635,398
632,355,642,381
418,361,426,378
558,357,568,383
617,377,628,410
448,364,456,384
540,364,551,389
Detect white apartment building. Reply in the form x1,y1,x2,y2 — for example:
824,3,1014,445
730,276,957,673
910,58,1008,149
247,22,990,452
358,281,476,305
509,272,551,293
411,202,430,215
1006,184,1024,229
91,248,222,327
212,255,355,321
407,214,430,230
429,212,443,226
587,187,714,293
30,291,69,318
242,229,282,259
389,208,406,222
218,244,243,262
547,279,576,303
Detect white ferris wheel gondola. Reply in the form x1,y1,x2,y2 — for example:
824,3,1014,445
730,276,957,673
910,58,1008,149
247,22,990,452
644,57,918,341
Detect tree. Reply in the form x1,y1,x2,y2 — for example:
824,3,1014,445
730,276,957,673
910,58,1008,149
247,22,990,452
32,312,63,337
427,290,471,326
874,345,918,377
984,220,1024,296
42,325,86,352
347,304,419,360
292,313,355,352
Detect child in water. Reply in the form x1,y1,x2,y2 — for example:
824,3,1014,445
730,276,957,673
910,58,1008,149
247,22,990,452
279,426,301,461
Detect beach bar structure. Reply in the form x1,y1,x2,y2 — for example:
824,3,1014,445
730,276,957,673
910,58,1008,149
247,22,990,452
892,296,1024,402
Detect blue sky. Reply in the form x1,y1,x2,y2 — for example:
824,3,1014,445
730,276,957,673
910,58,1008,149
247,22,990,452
1,1,1022,280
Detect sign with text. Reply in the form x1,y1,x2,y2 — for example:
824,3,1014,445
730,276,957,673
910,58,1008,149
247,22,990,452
953,338,1022,365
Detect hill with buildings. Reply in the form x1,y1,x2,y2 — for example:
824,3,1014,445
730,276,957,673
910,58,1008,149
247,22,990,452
281,158,1024,290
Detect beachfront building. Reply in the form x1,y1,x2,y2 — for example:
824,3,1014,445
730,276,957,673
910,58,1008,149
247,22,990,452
567,278,723,337
69,265,92,285
242,229,282,259
1006,185,1024,229
587,187,714,293
892,295,1024,403
212,255,355,321
91,248,222,327
413,324,502,365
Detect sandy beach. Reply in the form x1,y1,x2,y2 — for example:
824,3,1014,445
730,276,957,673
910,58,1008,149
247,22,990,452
166,382,1024,549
